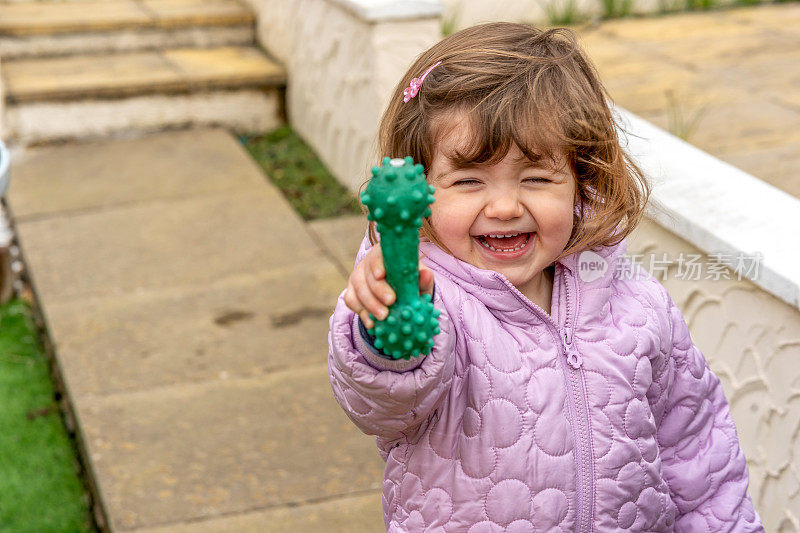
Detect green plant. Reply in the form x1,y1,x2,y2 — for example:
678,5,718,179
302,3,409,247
441,8,459,37
542,0,586,25
0,299,94,532
684,0,716,10
665,90,708,142
601,0,635,18
657,0,684,13
240,126,362,221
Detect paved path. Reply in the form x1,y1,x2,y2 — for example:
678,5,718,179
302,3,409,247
578,3,800,199
8,129,378,532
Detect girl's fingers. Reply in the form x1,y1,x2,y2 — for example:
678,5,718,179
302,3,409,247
367,244,386,280
346,265,387,328
366,266,395,306
354,267,389,322
359,309,374,330
344,282,374,329
364,244,393,306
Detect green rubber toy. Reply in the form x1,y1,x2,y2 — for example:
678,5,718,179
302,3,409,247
360,156,441,360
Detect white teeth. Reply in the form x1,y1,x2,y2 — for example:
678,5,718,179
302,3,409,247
478,237,529,252
487,233,519,239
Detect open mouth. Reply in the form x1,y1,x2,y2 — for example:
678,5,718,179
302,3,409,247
475,232,533,252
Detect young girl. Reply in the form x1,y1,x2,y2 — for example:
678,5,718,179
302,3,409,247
328,22,763,532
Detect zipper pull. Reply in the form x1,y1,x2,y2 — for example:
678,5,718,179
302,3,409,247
563,328,582,369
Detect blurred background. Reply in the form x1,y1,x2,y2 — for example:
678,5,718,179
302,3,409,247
0,0,798,531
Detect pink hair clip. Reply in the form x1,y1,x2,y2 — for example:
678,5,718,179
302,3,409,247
403,61,442,103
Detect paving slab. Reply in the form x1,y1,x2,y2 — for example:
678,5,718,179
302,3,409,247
308,214,367,274
723,3,800,34
130,492,384,533
722,49,800,104
76,365,384,531
579,35,746,110
678,98,800,154
45,261,344,397
597,9,759,42
712,142,800,199
8,128,266,218
14,186,322,302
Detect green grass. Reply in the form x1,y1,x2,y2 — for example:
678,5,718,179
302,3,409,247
602,0,635,18
0,298,94,532
543,0,589,25
684,0,718,9
240,126,362,221
665,89,708,142
441,8,460,37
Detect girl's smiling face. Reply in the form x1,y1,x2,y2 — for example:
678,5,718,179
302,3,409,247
427,113,577,301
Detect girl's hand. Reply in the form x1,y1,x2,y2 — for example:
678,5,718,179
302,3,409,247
344,243,435,329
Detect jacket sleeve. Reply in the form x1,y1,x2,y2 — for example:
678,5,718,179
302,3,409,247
327,231,456,446
652,286,763,531
327,287,456,445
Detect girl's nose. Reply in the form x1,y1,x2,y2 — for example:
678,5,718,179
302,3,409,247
484,191,524,220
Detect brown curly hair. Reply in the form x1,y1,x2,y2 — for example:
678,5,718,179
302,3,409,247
367,22,651,263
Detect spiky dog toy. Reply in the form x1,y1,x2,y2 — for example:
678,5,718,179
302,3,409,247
360,156,441,360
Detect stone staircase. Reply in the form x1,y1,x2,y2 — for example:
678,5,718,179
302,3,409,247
0,0,286,145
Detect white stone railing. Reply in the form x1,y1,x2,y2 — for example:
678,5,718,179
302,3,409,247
616,106,800,312
241,0,442,192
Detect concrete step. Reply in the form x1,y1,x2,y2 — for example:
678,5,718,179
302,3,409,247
1,46,286,144
0,0,255,58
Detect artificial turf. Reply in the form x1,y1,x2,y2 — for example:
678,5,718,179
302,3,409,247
0,298,93,532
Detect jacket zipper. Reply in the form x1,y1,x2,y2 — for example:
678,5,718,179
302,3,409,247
561,268,594,533
495,264,594,532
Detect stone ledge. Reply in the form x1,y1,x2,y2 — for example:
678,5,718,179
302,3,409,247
327,0,442,23
0,0,253,36
615,105,800,311
0,26,254,60
4,89,281,145
2,47,285,104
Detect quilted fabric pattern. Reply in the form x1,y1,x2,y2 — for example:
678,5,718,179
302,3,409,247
328,233,763,532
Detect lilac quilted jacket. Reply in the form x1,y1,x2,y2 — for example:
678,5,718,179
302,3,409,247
328,233,763,532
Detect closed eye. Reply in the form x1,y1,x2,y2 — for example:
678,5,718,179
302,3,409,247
524,177,550,183
453,178,481,186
